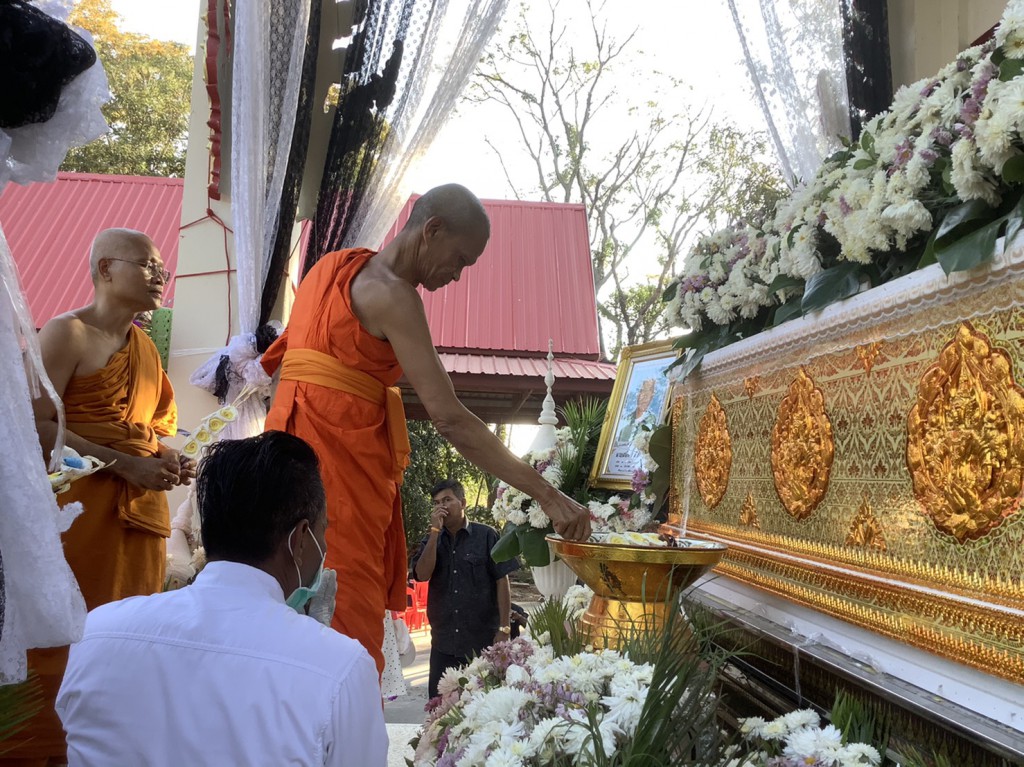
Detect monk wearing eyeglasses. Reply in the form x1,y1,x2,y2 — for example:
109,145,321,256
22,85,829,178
0,229,194,766
261,184,591,677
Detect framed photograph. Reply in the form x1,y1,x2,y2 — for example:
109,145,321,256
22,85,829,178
589,339,678,490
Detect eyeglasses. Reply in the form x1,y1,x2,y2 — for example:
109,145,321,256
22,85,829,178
106,258,171,283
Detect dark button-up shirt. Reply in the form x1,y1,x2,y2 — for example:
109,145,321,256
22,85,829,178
410,521,519,656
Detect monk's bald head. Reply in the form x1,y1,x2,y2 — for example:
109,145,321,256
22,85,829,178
90,228,158,282
404,184,490,240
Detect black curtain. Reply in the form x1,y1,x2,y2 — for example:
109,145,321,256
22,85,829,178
258,0,322,324
303,0,437,275
840,0,893,140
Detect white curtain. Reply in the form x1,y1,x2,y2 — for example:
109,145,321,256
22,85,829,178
344,0,512,249
726,0,851,186
220,0,310,438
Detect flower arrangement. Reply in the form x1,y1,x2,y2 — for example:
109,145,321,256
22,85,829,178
733,710,881,767
410,595,728,767
663,0,1024,379
490,399,664,566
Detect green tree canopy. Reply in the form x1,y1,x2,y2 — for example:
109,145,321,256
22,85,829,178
62,0,192,176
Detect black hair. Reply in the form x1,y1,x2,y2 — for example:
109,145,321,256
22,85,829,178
430,478,466,503
403,183,490,238
197,431,326,565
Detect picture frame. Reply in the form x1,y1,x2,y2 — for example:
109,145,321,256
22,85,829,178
589,339,678,491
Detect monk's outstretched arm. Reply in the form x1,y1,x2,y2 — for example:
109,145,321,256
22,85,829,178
32,317,182,491
368,282,591,541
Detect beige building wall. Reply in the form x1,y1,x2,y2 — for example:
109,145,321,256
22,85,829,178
888,0,1005,89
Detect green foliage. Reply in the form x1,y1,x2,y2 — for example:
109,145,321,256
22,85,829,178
0,673,44,744
63,0,192,176
527,596,587,658
555,397,608,500
400,420,486,555
829,689,890,756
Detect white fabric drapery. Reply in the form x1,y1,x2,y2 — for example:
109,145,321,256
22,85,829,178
726,0,851,186
343,0,512,250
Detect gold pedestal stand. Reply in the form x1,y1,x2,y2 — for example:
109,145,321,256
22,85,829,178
547,535,727,650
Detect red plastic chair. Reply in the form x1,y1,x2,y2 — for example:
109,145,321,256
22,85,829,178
404,586,424,631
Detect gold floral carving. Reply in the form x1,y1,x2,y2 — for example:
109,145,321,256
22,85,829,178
845,498,887,551
906,322,1024,543
694,394,731,508
855,342,883,374
744,376,761,399
739,492,760,529
771,369,834,520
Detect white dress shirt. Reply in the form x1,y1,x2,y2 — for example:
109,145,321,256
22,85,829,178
57,561,387,767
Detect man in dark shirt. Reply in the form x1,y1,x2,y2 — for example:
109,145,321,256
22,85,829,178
411,479,519,698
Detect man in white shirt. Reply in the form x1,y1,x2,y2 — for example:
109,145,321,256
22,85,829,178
56,431,387,767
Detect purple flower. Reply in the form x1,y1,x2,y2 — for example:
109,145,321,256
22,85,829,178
919,79,939,97
893,139,914,168
931,127,954,147
631,468,650,494
838,196,854,216
481,637,534,676
918,148,938,165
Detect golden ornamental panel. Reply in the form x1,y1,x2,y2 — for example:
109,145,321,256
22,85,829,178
770,368,834,520
694,393,731,508
906,322,1024,543
845,498,887,552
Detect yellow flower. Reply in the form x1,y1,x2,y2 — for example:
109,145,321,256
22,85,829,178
207,417,226,433
195,428,213,445
219,407,238,422
183,440,200,458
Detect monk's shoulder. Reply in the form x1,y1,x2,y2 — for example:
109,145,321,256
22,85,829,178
356,265,422,312
39,312,90,351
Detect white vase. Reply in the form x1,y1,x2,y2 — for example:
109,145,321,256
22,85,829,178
531,544,577,602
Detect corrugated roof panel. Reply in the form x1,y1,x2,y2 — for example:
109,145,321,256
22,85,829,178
0,172,183,326
438,353,616,380
381,196,601,359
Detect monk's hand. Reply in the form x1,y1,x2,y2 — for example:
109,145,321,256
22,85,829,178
176,455,197,487
541,489,592,542
120,455,182,492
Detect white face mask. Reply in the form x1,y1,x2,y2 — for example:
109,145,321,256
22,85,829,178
285,525,325,613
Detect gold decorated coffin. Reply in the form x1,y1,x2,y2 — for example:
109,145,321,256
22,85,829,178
672,247,1024,684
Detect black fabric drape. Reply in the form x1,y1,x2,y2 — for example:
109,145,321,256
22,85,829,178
303,0,437,275
258,0,322,324
840,0,893,140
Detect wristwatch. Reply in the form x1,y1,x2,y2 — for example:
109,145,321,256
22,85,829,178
497,625,511,635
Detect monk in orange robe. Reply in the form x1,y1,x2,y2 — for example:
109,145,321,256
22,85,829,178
1,229,191,766
263,184,591,675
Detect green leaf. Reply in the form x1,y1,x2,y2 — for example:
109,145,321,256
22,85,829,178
917,226,940,269
647,425,673,503
940,161,954,196
518,527,551,566
670,346,708,381
1005,191,1024,247
852,158,875,171
766,274,804,295
491,525,523,562
860,131,875,154
1001,154,1024,184
672,332,702,350
662,281,678,303
934,217,1002,274
772,300,803,326
999,57,1024,82
934,198,996,245
800,263,864,314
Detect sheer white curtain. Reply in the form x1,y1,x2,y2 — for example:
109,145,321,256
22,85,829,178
215,0,310,439
726,0,851,186
344,0,511,249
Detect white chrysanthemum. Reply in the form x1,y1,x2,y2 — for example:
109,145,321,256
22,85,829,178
996,1,1024,52
504,663,530,686
738,716,767,737
838,742,883,765
437,666,465,697
527,504,549,529
880,199,932,241
759,717,789,740
601,677,648,736
462,686,534,726
951,138,1001,205
781,709,820,730
506,506,528,526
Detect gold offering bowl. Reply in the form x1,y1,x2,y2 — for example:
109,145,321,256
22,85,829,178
547,534,727,650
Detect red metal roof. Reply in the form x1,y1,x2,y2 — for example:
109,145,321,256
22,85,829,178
0,172,183,326
380,197,602,360
439,353,615,380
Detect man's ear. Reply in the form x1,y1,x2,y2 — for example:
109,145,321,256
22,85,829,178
423,216,445,241
290,519,311,563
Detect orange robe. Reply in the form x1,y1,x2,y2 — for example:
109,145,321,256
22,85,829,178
0,325,176,766
263,248,408,675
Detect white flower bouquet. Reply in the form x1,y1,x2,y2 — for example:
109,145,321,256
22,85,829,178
663,0,1024,380
732,709,881,767
491,401,662,566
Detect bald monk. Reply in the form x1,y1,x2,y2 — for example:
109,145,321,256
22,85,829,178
262,183,591,675
1,229,194,766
